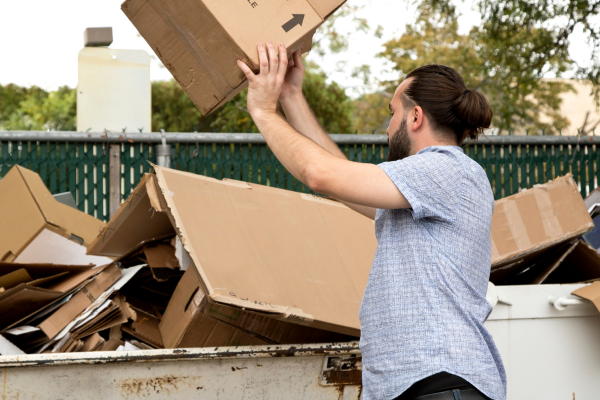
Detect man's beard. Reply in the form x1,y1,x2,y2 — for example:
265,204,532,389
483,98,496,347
387,117,412,162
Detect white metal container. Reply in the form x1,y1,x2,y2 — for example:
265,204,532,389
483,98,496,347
0,342,363,399
1,284,599,399
485,283,600,400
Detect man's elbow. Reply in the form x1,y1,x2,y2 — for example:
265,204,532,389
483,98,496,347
304,163,330,195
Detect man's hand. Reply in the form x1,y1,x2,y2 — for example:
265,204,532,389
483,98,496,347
237,42,288,119
280,49,305,101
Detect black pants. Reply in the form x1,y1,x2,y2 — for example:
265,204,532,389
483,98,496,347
393,372,492,400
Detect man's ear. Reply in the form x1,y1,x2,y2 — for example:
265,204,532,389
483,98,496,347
411,106,424,131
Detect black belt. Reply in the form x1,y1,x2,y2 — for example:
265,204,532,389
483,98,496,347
414,388,486,400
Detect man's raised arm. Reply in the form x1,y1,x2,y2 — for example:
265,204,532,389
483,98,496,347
277,50,377,219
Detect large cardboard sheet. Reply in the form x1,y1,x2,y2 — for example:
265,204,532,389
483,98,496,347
154,167,377,334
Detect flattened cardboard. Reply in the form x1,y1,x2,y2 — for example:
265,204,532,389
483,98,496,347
0,165,105,262
491,174,594,269
78,333,104,352
88,174,175,257
143,243,181,281
155,167,376,335
15,229,112,266
0,269,32,290
123,309,163,348
121,0,343,114
491,240,578,285
91,168,376,338
160,255,356,348
102,338,124,351
0,274,67,329
38,264,122,339
8,265,109,331
0,261,92,280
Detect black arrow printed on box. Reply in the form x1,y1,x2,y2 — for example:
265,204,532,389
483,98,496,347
282,14,305,32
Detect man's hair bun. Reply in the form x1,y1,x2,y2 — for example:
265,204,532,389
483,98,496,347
403,65,493,142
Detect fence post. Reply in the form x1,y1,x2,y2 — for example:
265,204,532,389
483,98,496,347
109,144,121,219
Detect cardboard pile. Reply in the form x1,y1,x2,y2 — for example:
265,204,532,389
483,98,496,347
121,0,346,114
0,165,376,354
489,174,600,285
86,168,376,348
5,164,600,356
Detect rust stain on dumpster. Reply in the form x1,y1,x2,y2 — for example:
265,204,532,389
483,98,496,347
120,375,200,398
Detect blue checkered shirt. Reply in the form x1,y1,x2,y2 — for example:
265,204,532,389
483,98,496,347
359,146,506,400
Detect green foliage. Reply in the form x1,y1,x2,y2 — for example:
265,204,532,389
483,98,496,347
151,80,203,132
300,63,355,133
152,63,355,133
0,84,76,131
353,92,392,134
376,2,576,133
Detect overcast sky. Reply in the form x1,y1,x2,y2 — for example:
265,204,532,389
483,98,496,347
0,0,594,95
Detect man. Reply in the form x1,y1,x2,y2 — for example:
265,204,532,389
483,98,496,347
237,42,506,400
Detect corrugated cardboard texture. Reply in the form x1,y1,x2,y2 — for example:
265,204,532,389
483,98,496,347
306,0,345,18
87,174,175,257
491,174,593,268
162,266,355,348
154,167,376,335
159,267,268,348
0,165,105,261
123,309,164,348
121,0,341,114
38,264,122,339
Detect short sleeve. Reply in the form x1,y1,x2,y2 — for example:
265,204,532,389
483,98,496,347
378,149,464,220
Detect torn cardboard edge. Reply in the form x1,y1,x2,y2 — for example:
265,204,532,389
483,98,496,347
0,165,105,262
152,166,366,323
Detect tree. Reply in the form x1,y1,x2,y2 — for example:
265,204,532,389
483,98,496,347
152,62,355,133
353,92,392,134
151,80,204,132
376,1,576,134
0,84,76,131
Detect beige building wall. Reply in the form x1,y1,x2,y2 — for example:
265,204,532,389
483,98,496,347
541,79,600,136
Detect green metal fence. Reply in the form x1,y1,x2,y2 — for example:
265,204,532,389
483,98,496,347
0,131,597,221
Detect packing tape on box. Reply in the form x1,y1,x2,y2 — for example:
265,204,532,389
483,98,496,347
147,0,233,99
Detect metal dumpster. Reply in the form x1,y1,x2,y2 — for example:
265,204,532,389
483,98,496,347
0,342,362,399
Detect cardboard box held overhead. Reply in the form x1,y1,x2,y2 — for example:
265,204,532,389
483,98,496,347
0,165,105,262
88,168,377,338
121,0,345,114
